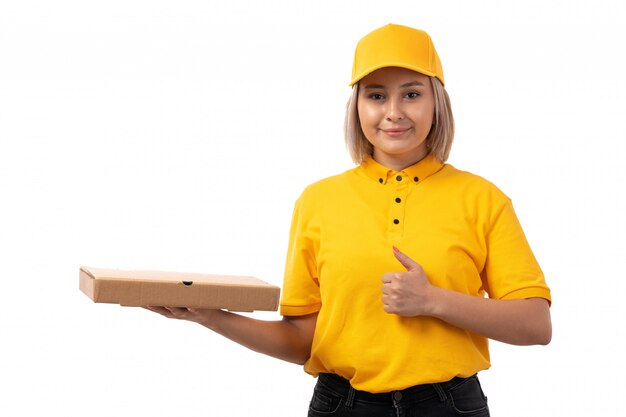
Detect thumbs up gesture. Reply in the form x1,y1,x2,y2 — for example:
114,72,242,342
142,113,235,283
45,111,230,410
382,247,435,317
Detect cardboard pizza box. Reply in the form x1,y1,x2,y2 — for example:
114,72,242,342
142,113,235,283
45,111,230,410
79,266,280,312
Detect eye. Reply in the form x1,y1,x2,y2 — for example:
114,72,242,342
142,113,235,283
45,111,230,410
368,93,385,100
406,91,421,99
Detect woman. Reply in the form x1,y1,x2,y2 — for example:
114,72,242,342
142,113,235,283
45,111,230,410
147,24,552,416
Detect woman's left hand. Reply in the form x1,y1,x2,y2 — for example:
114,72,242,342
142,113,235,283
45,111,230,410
381,248,552,345
381,247,435,317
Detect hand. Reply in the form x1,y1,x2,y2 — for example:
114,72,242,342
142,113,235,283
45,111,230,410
381,247,436,317
144,306,221,327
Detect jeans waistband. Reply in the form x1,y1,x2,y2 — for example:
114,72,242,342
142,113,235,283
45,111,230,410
317,373,473,406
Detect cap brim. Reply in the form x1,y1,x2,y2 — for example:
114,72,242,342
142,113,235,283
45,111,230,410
349,63,442,87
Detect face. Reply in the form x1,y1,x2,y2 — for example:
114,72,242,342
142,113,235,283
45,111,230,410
357,67,435,170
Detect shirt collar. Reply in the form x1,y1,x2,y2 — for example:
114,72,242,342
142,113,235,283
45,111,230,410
358,154,445,185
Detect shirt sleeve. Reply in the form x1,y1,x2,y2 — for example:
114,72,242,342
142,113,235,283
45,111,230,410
279,194,322,316
481,197,552,305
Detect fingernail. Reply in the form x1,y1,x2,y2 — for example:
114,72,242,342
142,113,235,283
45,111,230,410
392,246,401,254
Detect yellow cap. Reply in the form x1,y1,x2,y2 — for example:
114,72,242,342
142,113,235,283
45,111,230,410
349,24,444,86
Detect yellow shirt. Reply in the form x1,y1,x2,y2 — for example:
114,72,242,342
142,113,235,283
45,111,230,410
280,155,551,393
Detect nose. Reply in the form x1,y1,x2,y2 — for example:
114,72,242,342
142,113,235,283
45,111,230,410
385,98,404,121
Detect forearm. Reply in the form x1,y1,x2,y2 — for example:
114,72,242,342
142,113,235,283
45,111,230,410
199,310,317,365
428,288,552,346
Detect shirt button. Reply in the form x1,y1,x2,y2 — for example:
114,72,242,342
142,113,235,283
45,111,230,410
395,198,401,203
379,178,383,184
393,219,399,224
396,175,402,181
413,176,419,182
393,391,403,401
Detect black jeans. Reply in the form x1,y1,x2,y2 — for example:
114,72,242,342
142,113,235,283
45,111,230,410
308,373,489,417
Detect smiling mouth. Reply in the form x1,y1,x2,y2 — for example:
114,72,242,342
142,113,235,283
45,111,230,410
381,128,411,137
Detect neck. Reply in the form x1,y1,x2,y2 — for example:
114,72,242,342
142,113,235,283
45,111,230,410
372,149,429,172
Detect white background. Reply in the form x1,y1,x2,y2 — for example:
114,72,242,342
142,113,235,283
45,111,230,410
1,0,625,415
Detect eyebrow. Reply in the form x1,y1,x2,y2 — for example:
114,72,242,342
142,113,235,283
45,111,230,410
362,81,426,89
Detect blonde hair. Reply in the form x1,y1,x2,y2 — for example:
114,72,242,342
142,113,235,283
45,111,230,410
344,76,454,164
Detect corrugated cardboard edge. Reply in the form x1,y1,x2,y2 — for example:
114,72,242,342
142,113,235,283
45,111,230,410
79,267,97,301
79,266,280,312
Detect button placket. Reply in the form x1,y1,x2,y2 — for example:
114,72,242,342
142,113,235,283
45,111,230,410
390,173,409,238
